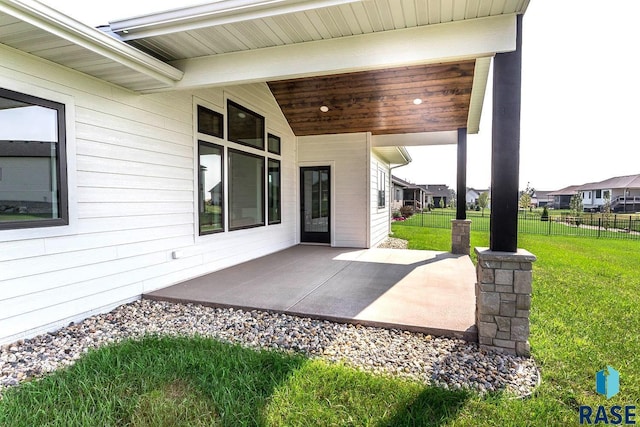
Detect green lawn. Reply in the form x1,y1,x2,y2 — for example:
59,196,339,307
1,227,638,426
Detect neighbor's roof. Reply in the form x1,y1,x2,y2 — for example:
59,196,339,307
421,184,451,197
578,174,640,190
547,185,581,196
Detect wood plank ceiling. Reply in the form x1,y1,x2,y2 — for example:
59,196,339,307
267,60,475,136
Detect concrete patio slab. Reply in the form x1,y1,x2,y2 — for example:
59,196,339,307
145,245,477,340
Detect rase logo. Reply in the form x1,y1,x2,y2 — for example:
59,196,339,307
579,366,636,425
596,366,620,399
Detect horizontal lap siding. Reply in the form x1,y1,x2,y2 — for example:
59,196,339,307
298,134,368,248
0,44,296,344
370,152,391,247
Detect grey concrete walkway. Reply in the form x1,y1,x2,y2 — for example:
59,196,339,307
145,245,477,340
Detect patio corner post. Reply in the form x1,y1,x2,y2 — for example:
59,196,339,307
475,247,536,356
452,128,471,255
490,14,523,253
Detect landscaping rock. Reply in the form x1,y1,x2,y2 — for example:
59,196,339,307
0,300,539,399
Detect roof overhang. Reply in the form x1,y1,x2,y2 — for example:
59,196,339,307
0,0,183,91
0,0,528,140
372,146,412,167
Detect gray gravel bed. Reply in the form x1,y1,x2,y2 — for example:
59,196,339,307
0,300,538,399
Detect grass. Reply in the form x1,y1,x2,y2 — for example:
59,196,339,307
0,336,469,426
1,227,639,425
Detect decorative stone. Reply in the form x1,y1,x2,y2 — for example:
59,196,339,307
451,220,471,255
475,247,536,357
479,292,500,315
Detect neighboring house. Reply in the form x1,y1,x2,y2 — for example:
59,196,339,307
466,188,490,208
423,185,452,208
548,185,581,210
391,175,431,211
0,0,528,345
578,174,640,212
532,190,552,208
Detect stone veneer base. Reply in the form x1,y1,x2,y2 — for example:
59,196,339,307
475,247,536,356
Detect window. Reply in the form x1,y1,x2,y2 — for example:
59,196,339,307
228,100,264,150
596,189,602,199
268,133,281,155
268,159,281,224
377,169,386,208
0,88,67,229
198,142,224,234
229,149,264,229
603,190,610,199
198,105,223,138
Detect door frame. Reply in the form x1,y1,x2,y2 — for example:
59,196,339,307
300,165,332,244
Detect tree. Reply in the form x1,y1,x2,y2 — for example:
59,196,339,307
602,191,612,230
477,192,490,217
519,182,535,211
570,192,583,225
439,197,444,209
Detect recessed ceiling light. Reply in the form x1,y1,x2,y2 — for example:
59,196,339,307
320,105,329,113
413,98,423,105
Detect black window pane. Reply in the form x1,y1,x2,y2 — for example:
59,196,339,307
198,142,224,234
268,159,281,224
228,101,264,150
0,88,67,228
268,133,281,155
229,149,264,229
198,105,223,138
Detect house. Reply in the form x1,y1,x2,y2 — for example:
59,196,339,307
532,190,552,208
579,174,640,212
548,185,581,210
466,188,490,208
391,175,431,211
423,185,453,208
0,0,530,352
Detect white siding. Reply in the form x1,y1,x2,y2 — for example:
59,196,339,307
297,133,368,248
370,151,391,247
0,43,297,344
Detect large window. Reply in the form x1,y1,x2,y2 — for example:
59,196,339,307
268,159,281,224
229,149,265,230
228,100,265,150
196,101,281,235
198,142,224,234
0,88,67,229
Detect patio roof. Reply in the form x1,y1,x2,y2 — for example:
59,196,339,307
0,0,528,138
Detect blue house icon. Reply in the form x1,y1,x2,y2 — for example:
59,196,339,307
596,366,620,399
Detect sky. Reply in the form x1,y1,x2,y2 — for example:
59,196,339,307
40,0,640,191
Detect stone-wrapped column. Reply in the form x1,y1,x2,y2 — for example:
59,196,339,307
451,219,471,255
475,247,536,356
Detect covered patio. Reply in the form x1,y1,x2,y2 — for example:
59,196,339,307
145,245,477,341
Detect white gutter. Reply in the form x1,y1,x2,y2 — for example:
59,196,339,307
0,0,184,86
109,0,362,41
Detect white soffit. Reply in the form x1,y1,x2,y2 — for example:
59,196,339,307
372,146,412,166
0,0,183,91
166,14,516,91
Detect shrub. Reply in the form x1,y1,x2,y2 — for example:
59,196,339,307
399,205,414,218
541,206,549,222
392,211,401,219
